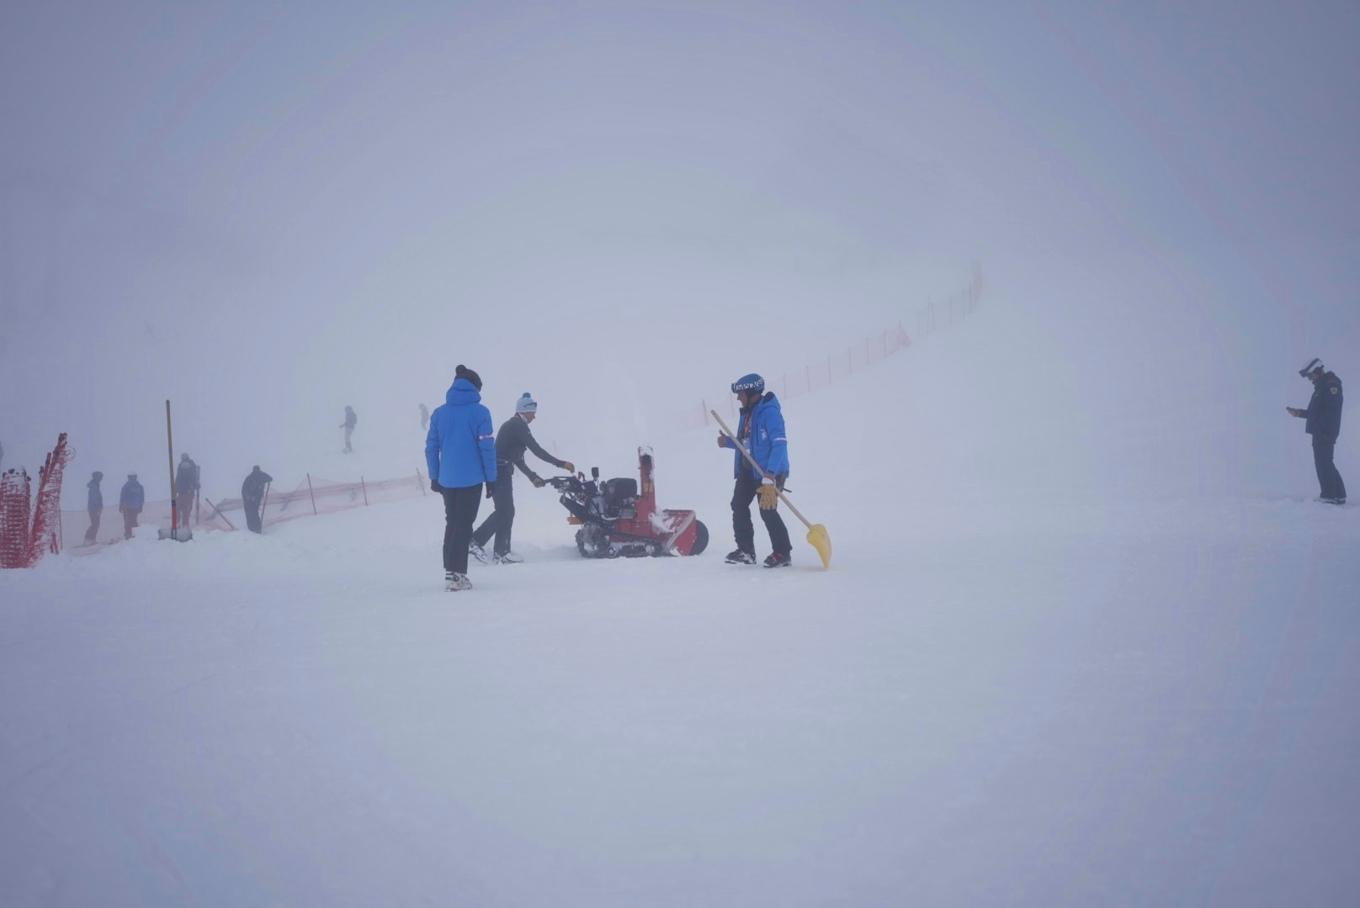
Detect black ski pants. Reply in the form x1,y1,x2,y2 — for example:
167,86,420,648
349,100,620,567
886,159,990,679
84,509,100,544
731,471,791,556
244,497,263,534
442,484,483,574
472,471,515,556
1313,438,1347,501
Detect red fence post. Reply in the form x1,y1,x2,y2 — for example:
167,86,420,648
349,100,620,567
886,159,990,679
361,476,369,507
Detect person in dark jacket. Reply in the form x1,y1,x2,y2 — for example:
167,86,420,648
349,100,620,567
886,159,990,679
83,471,104,544
174,453,200,527
717,373,793,567
470,393,574,564
119,473,144,539
241,466,273,533
425,365,498,591
1288,358,1345,504
341,405,358,453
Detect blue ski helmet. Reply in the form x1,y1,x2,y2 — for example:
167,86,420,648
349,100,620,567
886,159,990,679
731,373,765,394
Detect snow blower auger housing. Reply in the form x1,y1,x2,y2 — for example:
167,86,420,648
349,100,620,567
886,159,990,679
547,447,709,558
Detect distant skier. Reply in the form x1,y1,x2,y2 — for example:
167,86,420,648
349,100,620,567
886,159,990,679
241,466,273,534
341,405,358,453
118,473,144,539
425,365,498,591
1287,358,1345,504
717,373,792,567
420,403,430,431
83,471,103,544
174,453,200,526
470,393,574,564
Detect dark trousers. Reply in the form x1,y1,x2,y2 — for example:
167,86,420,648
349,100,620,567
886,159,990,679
122,508,139,539
472,472,515,555
343,427,353,453
244,497,263,533
442,484,483,574
1313,438,1347,501
176,492,194,527
731,471,791,556
84,509,101,544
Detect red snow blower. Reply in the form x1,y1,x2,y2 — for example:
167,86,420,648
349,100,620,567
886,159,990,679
546,447,709,558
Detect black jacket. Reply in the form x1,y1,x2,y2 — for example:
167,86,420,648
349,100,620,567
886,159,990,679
242,468,273,502
175,459,200,495
87,478,103,512
494,415,565,483
1305,371,1344,441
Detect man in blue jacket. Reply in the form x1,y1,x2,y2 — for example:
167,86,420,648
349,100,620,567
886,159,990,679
1288,358,1346,504
718,373,793,567
119,473,144,539
426,364,498,591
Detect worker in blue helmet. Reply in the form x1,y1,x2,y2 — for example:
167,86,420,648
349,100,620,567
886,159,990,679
717,373,792,567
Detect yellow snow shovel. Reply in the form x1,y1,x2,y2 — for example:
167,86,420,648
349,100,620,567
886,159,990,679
711,410,832,569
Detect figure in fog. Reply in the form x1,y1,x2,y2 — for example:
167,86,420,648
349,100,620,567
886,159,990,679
242,466,273,534
718,373,793,567
119,473,144,539
420,403,430,431
83,471,103,544
470,393,574,565
1287,358,1345,504
425,365,497,591
341,405,358,453
174,453,200,526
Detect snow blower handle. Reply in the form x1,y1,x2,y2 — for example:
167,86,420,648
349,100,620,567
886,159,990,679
710,411,813,531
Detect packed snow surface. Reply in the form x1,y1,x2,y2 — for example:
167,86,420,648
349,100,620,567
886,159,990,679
3,488,1358,906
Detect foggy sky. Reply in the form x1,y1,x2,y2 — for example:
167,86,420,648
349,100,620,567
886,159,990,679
2,1,1357,501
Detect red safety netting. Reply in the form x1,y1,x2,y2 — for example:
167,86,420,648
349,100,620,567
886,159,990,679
678,268,985,430
59,470,432,551
0,433,72,569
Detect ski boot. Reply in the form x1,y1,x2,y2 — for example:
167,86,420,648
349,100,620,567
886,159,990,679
493,551,524,565
444,571,473,591
468,541,489,563
725,549,757,565
763,552,791,569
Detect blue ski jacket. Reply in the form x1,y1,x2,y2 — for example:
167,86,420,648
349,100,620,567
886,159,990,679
426,378,498,489
119,480,144,510
1305,371,1343,441
720,392,790,480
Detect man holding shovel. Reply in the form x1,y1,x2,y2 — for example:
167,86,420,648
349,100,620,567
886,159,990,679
718,373,793,567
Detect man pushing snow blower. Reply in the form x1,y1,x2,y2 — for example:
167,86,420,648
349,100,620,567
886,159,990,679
470,392,575,564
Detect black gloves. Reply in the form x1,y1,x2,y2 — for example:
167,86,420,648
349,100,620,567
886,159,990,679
485,482,495,499
430,479,442,494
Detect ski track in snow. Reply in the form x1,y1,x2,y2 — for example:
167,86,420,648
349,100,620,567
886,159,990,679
2,490,1358,907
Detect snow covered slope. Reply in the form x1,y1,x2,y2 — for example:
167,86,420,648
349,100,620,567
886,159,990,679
3,312,1359,907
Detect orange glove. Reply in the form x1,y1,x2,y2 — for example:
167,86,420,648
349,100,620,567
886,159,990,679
758,480,779,510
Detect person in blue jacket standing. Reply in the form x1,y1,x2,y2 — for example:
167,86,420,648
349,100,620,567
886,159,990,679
717,373,793,567
426,364,498,591
1288,357,1345,504
118,473,144,540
